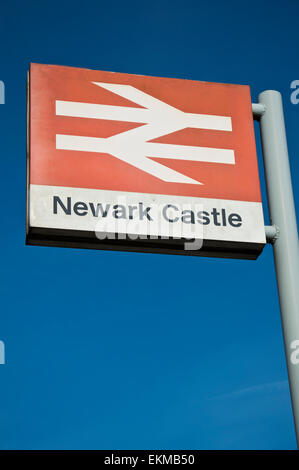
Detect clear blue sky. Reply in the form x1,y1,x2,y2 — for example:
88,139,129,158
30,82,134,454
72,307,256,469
0,0,298,450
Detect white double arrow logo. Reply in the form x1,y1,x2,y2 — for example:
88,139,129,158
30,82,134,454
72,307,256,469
56,82,234,185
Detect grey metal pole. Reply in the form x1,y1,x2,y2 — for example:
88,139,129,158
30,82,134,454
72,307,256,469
258,90,299,447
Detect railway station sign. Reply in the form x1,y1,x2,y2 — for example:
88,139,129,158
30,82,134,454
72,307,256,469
26,63,265,258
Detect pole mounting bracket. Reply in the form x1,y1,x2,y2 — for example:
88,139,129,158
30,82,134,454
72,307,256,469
265,224,280,244
252,103,266,120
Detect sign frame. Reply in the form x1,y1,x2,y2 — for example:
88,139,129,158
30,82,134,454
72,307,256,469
26,63,266,260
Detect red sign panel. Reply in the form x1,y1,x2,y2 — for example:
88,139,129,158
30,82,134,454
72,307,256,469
30,63,261,202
